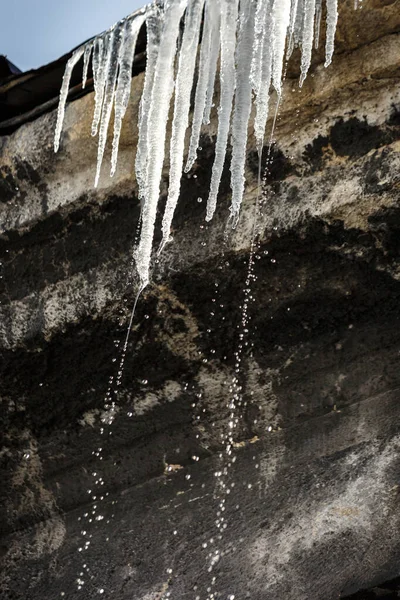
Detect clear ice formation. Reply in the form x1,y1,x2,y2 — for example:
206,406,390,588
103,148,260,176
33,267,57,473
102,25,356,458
54,0,339,289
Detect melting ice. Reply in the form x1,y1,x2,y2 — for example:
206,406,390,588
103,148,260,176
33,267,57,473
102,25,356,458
54,0,339,289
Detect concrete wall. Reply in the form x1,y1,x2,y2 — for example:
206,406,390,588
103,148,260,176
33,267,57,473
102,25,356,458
1,1,400,598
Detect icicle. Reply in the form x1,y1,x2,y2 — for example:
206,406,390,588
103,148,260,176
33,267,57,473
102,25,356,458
287,0,304,59
91,33,111,137
82,42,93,89
324,0,338,67
314,0,322,49
54,46,85,152
271,0,291,95
206,0,239,223
250,0,268,97
288,0,299,37
229,0,256,223
202,2,222,126
135,0,188,288
185,0,221,173
253,0,273,148
160,0,205,251
91,36,103,90
135,4,163,201
54,0,343,288
111,13,146,177
94,24,124,187
299,0,316,87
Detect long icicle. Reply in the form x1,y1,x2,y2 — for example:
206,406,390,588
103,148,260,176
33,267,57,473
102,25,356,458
135,4,163,202
160,0,205,252
202,1,222,125
206,0,239,222
94,24,124,187
299,0,316,87
250,0,268,98
271,0,291,95
54,46,85,152
325,0,338,66
229,0,256,223
91,32,111,137
253,0,274,149
288,0,299,42
135,0,188,288
111,13,146,177
287,0,304,59
82,42,93,90
314,0,322,49
185,0,221,173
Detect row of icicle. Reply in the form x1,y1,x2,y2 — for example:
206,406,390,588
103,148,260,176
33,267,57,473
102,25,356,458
54,0,339,289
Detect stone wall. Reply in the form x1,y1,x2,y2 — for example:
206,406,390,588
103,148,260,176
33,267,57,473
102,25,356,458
0,1,400,598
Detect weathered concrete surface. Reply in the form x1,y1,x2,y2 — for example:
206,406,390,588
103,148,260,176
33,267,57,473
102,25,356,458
1,1,400,599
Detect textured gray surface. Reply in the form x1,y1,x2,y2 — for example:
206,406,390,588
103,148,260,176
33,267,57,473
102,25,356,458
1,1,400,598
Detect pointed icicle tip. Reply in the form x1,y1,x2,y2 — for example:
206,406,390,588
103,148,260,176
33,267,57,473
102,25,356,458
54,46,85,153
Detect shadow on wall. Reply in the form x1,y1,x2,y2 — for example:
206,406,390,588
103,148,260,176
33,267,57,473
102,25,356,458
343,575,400,599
